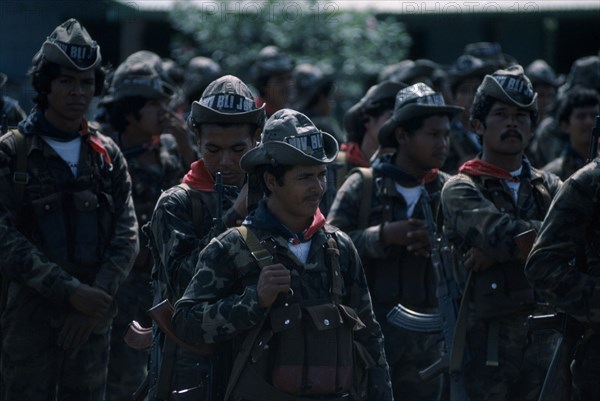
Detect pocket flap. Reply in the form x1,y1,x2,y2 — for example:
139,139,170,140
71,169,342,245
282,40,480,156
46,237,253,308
305,303,342,331
270,303,302,333
31,192,63,215
73,190,99,211
338,304,366,331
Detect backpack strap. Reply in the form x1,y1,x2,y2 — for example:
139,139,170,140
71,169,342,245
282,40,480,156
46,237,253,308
11,129,29,210
224,226,274,401
348,167,374,229
325,235,343,304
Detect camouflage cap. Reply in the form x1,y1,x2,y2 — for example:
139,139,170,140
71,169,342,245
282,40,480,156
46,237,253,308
526,59,561,87
477,64,538,111
240,108,338,173
102,54,176,103
184,56,222,99
37,18,101,71
292,63,334,110
448,55,497,91
189,75,265,126
252,46,295,84
379,83,463,148
463,41,516,69
560,55,600,95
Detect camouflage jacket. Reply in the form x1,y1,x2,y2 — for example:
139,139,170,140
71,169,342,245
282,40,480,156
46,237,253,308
327,153,451,311
0,111,138,304
527,116,569,168
441,158,562,319
123,133,186,272
174,201,393,400
147,159,243,301
525,160,600,323
542,145,587,181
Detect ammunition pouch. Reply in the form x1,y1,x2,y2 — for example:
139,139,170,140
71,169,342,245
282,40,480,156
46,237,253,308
473,264,534,319
233,302,373,401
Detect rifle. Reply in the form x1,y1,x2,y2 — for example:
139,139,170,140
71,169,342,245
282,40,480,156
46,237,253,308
587,115,600,163
213,171,225,232
418,188,470,401
527,313,585,401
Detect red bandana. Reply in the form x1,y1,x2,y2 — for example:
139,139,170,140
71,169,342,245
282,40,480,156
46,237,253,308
341,142,369,167
181,160,215,192
290,209,326,244
459,159,519,181
81,119,112,169
422,169,439,184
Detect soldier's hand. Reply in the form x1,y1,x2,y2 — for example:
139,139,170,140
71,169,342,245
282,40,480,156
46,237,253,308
68,283,112,318
57,312,98,356
464,247,494,272
381,219,430,254
257,263,291,308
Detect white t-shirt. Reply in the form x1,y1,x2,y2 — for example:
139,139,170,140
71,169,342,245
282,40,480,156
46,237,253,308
288,240,312,265
42,136,81,176
506,166,523,203
395,183,423,218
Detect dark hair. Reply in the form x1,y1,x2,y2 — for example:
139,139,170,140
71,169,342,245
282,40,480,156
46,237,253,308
192,122,258,142
303,80,335,111
29,57,105,110
470,92,539,130
105,96,148,133
398,115,428,136
255,163,294,196
555,86,600,125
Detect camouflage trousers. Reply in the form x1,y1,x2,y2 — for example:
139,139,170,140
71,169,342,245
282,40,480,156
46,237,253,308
464,313,557,401
105,269,153,401
1,283,110,401
378,308,444,401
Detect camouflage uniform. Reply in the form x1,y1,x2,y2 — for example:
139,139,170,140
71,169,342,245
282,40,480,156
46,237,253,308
525,160,600,400
441,158,561,400
106,133,186,400
327,153,449,400
542,145,586,181
0,110,138,399
527,116,569,168
174,200,393,401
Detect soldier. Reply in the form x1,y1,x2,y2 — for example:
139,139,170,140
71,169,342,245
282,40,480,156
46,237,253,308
441,65,562,400
525,59,561,122
0,19,138,399
443,54,496,173
252,46,295,117
542,87,600,180
0,71,27,130
101,52,191,401
328,82,462,400
525,154,600,401
173,108,393,401
182,56,223,114
145,74,265,400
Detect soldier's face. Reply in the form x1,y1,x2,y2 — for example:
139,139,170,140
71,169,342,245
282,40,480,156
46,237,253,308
396,114,450,170
263,72,294,110
265,164,327,229
478,101,533,157
560,103,600,150
198,124,256,187
453,77,480,121
126,99,168,137
45,68,95,126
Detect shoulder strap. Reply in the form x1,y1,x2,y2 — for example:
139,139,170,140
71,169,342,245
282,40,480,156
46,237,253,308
348,167,374,229
532,179,553,216
325,235,343,303
224,226,274,401
334,151,348,190
178,183,213,234
11,129,29,209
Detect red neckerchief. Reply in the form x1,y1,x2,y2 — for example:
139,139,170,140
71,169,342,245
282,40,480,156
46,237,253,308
81,119,112,169
341,142,369,167
256,97,278,117
422,169,439,184
459,159,519,181
181,160,215,192
290,208,326,244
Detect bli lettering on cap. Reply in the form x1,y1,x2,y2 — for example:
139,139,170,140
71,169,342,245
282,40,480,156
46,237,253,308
495,75,533,99
215,94,253,112
286,133,323,154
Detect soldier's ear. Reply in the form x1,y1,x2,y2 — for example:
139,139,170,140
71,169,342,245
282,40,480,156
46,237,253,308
263,170,277,192
394,126,408,145
472,119,485,136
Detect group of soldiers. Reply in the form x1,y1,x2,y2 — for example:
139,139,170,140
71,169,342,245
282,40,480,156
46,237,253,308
1,16,600,401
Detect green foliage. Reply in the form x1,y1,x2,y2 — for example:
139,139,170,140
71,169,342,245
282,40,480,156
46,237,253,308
169,0,411,114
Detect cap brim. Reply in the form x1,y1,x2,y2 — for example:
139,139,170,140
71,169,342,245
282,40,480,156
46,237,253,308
192,102,266,125
103,80,177,103
240,130,338,173
378,104,463,148
42,43,101,71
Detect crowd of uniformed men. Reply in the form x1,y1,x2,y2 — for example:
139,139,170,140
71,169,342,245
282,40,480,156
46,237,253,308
1,17,600,401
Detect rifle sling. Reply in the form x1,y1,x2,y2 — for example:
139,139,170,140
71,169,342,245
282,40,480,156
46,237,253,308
449,270,473,373
224,226,274,401
486,320,500,367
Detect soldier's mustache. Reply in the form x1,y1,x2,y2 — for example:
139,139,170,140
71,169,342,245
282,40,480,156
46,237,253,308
500,129,522,141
